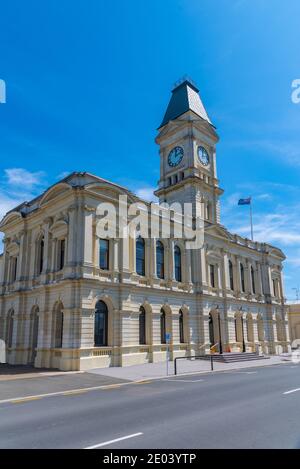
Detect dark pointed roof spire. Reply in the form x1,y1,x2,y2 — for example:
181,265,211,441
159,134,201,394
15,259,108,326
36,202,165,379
159,76,213,128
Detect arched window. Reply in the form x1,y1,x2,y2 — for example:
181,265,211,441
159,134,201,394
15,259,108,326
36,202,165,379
251,266,256,294
94,301,108,347
38,237,44,275
174,245,182,282
136,237,145,276
156,241,165,279
139,306,146,345
228,260,234,290
160,308,166,344
54,305,64,348
6,310,14,349
240,264,245,292
179,310,184,343
99,239,109,270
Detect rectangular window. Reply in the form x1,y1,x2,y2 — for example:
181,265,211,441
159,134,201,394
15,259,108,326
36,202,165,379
58,239,65,270
100,239,109,270
273,279,277,297
209,264,215,288
12,257,18,282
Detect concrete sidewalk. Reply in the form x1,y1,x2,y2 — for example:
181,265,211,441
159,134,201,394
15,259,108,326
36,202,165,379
88,355,293,381
0,354,293,402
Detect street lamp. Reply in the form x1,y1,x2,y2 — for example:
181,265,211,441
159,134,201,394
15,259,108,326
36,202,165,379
241,314,246,353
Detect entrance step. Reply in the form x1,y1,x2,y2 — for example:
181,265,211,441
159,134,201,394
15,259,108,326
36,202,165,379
201,352,269,363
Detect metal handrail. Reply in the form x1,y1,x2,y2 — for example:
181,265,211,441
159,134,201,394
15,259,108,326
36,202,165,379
210,342,219,353
174,354,214,375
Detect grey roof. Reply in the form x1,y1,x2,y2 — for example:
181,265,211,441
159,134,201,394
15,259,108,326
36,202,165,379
159,78,213,128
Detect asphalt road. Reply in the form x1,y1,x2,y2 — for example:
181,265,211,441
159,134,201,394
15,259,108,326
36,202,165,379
1,363,300,449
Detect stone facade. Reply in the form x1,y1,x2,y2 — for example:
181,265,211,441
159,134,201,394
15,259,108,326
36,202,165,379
0,79,290,371
288,304,300,344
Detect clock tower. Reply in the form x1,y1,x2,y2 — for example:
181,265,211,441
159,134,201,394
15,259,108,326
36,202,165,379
155,78,223,224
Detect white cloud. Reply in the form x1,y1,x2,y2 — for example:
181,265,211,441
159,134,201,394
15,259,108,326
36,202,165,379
0,168,48,220
135,187,158,203
56,171,71,180
4,168,45,189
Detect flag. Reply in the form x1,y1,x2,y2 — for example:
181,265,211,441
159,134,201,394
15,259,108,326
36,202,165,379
238,197,251,206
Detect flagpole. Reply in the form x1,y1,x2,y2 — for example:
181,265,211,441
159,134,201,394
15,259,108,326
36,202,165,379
250,198,253,241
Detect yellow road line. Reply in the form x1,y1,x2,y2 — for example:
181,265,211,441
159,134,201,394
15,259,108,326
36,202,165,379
12,396,42,404
62,390,88,396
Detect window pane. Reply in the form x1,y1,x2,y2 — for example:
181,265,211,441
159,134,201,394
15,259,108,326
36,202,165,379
229,260,234,290
59,239,65,270
240,264,245,292
210,264,215,288
100,239,109,270
160,309,166,343
39,239,44,274
94,301,108,346
156,241,164,279
179,311,184,343
139,307,146,345
136,238,145,276
174,246,182,282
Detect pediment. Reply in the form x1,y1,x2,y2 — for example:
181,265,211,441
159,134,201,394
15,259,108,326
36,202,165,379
85,182,138,204
39,183,72,207
205,224,232,240
0,211,23,229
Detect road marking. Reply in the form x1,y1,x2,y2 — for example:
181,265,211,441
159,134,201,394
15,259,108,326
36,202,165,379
62,390,88,396
133,380,151,385
85,432,143,449
0,382,132,406
283,388,300,395
12,396,42,404
164,378,204,383
102,384,122,390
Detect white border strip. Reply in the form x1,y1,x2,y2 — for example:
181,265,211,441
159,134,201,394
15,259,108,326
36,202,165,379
85,432,143,449
283,388,300,395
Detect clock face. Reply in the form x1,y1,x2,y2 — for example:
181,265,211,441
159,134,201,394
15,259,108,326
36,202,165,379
168,146,184,167
197,146,210,166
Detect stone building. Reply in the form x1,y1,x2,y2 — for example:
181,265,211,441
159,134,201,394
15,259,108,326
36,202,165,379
288,304,300,344
0,78,290,371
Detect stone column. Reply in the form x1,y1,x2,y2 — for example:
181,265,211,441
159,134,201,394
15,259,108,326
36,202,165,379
150,238,157,279
256,262,263,295
42,218,52,274
223,252,230,291
185,248,193,284
145,239,151,278
66,205,77,266
169,240,175,281
83,206,95,268
235,256,242,293
245,260,252,294
17,231,26,281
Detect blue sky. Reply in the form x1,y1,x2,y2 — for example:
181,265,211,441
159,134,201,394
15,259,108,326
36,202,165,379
0,0,300,300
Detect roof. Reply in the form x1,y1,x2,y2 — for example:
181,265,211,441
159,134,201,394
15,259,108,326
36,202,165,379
159,78,213,128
